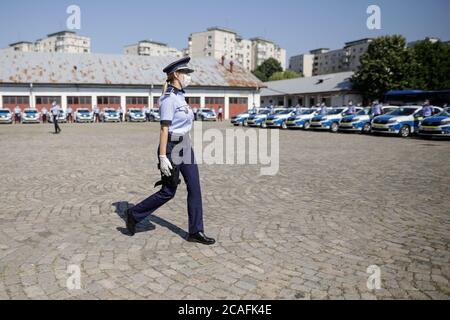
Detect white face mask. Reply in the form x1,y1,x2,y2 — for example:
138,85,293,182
179,74,192,88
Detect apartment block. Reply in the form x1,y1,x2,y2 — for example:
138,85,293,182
124,40,183,58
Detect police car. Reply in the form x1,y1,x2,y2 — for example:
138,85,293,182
339,106,399,133
372,106,443,137
75,108,94,123
0,109,13,124
418,108,450,138
126,108,146,122
264,109,297,129
247,109,272,127
231,110,256,126
102,108,120,122
22,109,41,124
197,108,217,121
286,108,319,129
310,107,363,132
149,108,161,122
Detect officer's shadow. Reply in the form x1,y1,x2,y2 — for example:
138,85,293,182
112,201,188,239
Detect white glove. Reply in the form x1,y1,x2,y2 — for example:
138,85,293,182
159,155,173,177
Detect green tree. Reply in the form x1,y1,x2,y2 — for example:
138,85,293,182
252,58,283,82
351,35,417,101
410,40,450,90
268,70,303,81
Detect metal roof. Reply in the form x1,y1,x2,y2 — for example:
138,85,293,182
0,51,263,88
260,71,354,96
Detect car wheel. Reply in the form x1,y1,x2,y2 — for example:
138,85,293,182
281,121,287,130
399,125,411,138
303,121,311,130
362,122,371,134
330,122,339,133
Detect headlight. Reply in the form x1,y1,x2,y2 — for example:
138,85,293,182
388,119,398,124
352,118,360,122
441,119,450,124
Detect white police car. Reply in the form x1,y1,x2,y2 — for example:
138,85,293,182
22,109,41,124
372,106,443,137
0,109,13,124
286,108,319,129
75,108,94,123
418,108,450,138
149,108,160,122
230,109,257,126
247,109,272,127
126,108,146,122
264,109,297,129
339,106,399,133
102,108,120,122
197,108,217,121
310,107,363,132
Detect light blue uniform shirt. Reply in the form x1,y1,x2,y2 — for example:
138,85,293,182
159,86,194,136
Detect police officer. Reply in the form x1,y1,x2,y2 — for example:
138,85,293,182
50,101,61,134
421,100,433,118
66,105,73,123
346,100,356,115
371,100,382,118
14,105,21,124
93,105,100,123
319,102,327,115
41,106,48,123
192,107,198,121
118,106,124,122
144,105,151,122
218,106,223,121
123,57,215,246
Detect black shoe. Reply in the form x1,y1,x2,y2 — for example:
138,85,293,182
124,208,137,236
187,232,216,245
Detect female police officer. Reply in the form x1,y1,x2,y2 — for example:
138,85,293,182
123,57,216,246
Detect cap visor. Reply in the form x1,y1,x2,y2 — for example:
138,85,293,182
176,67,195,74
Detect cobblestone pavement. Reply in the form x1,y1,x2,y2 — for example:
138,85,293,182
0,122,449,300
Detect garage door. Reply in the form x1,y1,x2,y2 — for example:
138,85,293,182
97,96,121,109
2,96,30,111
229,97,249,118
126,97,148,109
67,96,92,111
205,97,225,114
35,96,62,112
186,97,201,109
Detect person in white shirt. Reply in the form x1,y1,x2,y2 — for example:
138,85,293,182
218,106,223,121
50,101,61,134
41,106,48,123
144,105,151,122
14,105,21,124
66,105,73,123
93,105,100,123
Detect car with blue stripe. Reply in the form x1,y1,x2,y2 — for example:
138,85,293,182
75,108,94,123
339,106,399,134
102,108,120,122
264,108,297,129
21,109,41,124
247,109,272,127
126,108,146,122
286,108,319,130
418,108,450,138
371,106,443,137
230,109,259,126
0,109,13,124
310,107,363,132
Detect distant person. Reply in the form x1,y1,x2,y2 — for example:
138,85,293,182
345,100,356,115
421,100,433,118
144,105,151,122
66,105,73,123
371,100,382,117
14,105,21,124
50,101,62,134
41,106,48,123
218,106,223,121
93,105,100,123
319,103,328,115
193,107,198,121
118,106,124,122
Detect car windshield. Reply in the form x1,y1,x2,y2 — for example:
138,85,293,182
355,109,369,116
388,108,418,116
274,110,291,115
383,108,397,114
258,110,270,115
0,110,10,114
25,110,37,114
437,110,450,117
78,110,90,114
299,109,315,115
105,110,117,114
130,110,141,113
326,109,344,115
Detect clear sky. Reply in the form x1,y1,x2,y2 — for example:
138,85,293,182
0,0,449,59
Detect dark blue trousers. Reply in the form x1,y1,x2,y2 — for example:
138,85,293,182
130,140,204,234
